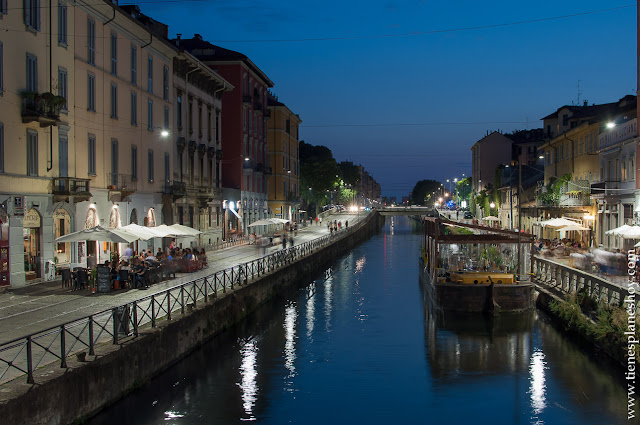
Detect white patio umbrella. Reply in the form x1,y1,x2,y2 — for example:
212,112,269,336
619,226,640,239
247,218,290,227
605,224,631,235
154,224,192,237
169,223,202,236
557,224,590,232
481,216,500,222
55,225,139,244
539,217,581,228
120,223,166,240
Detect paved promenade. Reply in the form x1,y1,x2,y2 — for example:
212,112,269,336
0,212,361,346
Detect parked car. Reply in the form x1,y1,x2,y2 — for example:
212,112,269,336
463,211,473,219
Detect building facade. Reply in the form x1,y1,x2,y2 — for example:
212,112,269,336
167,51,232,248
266,92,301,223
175,35,273,237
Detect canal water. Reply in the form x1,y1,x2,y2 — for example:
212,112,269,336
89,216,629,425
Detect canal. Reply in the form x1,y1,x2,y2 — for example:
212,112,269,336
89,216,629,425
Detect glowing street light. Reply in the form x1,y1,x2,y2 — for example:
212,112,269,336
606,122,616,129
490,202,496,209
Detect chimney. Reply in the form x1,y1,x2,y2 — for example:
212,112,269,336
195,34,203,40
583,100,588,106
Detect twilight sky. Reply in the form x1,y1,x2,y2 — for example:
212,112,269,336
136,0,637,198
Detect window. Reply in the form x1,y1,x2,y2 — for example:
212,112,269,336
130,92,137,125
0,42,3,94
198,102,202,138
24,0,40,30
216,111,220,142
111,139,118,186
207,106,212,141
164,106,169,130
110,33,117,76
562,114,568,126
130,45,137,85
110,83,117,118
26,130,37,176
177,93,182,128
58,67,67,110
148,150,154,182
163,65,169,101
631,155,636,181
147,99,153,130
26,53,37,92
147,56,153,93
58,3,67,45
131,145,137,180
1,0,7,15
88,135,96,175
188,98,193,134
87,73,95,111
0,122,3,173
87,18,95,65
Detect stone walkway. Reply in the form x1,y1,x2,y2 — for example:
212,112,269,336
0,212,362,345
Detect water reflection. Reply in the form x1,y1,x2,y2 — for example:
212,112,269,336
283,302,298,380
305,283,316,339
529,349,547,421
324,275,333,332
237,338,259,421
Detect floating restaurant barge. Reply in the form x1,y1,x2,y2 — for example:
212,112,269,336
420,216,536,314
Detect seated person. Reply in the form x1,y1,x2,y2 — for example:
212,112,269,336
131,259,146,288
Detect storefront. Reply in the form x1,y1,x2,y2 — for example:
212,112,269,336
23,208,42,281
53,208,72,265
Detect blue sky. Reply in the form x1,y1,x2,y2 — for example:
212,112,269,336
140,0,637,197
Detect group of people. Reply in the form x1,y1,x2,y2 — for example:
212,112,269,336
328,219,348,235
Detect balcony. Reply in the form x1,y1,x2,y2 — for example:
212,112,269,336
242,95,252,104
253,101,262,111
254,162,266,175
263,109,271,118
590,179,634,198
21,92,65,127
243,159,254,174
163,181,187,201
52,177,91,203
106,173,136,201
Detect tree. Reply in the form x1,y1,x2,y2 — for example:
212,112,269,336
456,177,472,205
299,141,339,215
410,180,442,205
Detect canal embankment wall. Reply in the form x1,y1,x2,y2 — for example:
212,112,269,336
535,286,627,368
0,213,385,425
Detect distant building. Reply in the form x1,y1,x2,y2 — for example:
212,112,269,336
470,131,513,194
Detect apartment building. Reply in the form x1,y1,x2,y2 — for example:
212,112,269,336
266,92,301,223
0,0,77,286
174,35,274,237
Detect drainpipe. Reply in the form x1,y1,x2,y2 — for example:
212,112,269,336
47,2,53,171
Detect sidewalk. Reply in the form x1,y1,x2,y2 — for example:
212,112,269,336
0,212,360,345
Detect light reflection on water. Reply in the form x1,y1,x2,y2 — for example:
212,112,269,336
237,338,259,421
529,349,547,421
88,216,628,425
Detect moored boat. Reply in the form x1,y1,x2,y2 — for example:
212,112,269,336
420,216,535,314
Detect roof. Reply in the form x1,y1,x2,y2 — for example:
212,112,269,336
172,35,274,87
540,95,636,121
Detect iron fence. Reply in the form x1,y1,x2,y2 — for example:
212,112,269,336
0,214,369,385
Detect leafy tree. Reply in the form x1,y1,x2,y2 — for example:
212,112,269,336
537,174,572,206
300,141,339,214
456,177,472,204
410,179,442,205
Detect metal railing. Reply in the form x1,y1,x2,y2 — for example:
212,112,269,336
0,213,370,385
532,256,633,308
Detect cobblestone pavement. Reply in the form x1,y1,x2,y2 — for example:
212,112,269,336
0,212,362,345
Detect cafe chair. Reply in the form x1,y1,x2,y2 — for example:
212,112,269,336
61,268,72,288
118,269,130,289
75,269,89,290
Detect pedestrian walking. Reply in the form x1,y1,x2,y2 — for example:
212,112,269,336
282,236,287,249
345,220,349,229
315,216,319,226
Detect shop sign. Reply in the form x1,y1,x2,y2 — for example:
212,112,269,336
23,208,41,228
14,197,24,216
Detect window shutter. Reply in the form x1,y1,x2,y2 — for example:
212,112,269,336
36,0,40,30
